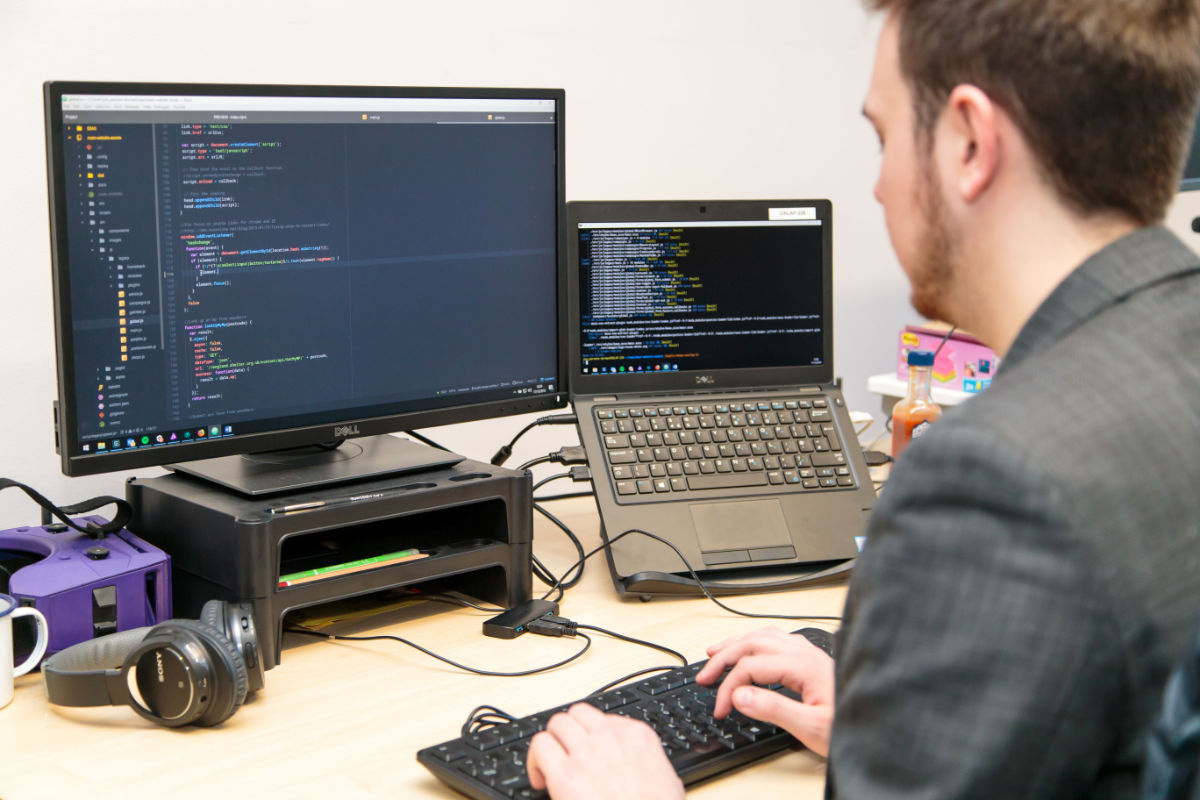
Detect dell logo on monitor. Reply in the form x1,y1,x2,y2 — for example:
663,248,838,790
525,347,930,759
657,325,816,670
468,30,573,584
333,424,361,438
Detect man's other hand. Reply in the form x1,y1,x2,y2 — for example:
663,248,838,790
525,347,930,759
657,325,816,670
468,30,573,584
526,702,684,800
695,627,836,756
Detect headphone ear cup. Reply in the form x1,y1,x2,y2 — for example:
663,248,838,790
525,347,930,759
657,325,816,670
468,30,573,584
199,599,265,693
146,619,249,727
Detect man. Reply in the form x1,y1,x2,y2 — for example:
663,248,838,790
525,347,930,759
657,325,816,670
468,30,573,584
526,1,1200,797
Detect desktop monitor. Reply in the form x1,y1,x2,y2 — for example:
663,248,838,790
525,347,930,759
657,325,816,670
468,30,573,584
1166,104,1200,247
1183,107,1200,192
44,82,566,494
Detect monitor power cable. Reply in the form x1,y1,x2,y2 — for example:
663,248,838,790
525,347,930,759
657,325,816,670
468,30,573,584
492,414,579,467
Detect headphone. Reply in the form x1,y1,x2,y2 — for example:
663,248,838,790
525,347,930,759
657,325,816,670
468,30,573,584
42,600,265,727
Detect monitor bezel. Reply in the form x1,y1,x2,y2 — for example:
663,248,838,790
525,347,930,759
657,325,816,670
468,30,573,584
44,80,568,477
1182,107,1200,192
566,199,836,399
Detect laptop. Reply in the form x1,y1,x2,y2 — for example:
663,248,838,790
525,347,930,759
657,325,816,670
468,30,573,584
568,199,875,595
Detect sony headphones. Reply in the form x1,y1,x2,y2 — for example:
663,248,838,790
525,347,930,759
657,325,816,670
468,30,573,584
42,600,265,727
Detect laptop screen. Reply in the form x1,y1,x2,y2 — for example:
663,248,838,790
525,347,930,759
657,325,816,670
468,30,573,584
569,200,833,395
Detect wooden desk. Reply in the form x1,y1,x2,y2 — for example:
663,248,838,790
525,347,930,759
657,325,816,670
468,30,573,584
1,497,847,800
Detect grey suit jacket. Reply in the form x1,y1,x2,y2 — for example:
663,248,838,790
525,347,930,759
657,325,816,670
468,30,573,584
828,227,1200,799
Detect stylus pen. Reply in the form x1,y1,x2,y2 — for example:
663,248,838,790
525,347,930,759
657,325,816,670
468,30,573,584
266,491,396,515
266,500,327,514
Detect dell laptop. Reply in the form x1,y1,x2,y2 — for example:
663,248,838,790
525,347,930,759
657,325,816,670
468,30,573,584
568,199,875,594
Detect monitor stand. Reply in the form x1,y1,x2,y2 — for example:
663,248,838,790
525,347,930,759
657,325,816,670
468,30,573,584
167,434,464,496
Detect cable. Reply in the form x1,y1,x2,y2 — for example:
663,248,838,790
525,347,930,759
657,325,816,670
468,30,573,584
424,593,506,613
574,623,687,667
590,665,677,696
863,450,892,467
461,705,517,736
533,502,586,599
517,454,554,471
540,529,841,622
533,472,570,493
491,413,579,466
932,325,958,358
531,554,559,588
849,410,875,438
532,490,594,503
517,446,588,473
404,430,451,451
286,626,592,678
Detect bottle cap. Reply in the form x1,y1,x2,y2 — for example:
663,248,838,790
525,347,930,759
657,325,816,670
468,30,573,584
907,349,935,367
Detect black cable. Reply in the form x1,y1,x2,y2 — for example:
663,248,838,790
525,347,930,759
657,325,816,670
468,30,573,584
533,502,586,595
863,450,892,467
531,490,594,503
531,554,559,588
590,665,678,696
404,430,452,451
491,413,579,466
517,454,554,471
286,626,593,677
424,593,506,613
574,623,687,667
540,529,841,622
461,705,517,737
533,472,570,493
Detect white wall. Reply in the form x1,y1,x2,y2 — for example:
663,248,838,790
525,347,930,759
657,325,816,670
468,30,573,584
0,0,913,525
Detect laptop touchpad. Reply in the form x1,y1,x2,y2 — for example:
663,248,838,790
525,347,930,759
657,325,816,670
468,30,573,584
691,499,792,551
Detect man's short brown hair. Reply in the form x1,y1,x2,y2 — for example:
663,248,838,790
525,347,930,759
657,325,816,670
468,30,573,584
867,0,1200,225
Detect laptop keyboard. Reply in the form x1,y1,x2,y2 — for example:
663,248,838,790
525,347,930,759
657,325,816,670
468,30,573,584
594,395,856,502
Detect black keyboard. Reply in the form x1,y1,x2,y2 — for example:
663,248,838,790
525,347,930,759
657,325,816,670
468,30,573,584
416,628,834,799
593,395,856,503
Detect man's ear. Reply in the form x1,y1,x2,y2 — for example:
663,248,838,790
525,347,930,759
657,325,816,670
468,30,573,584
944,84,1000,203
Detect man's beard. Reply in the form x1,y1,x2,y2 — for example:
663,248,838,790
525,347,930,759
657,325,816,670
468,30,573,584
908,153,959,322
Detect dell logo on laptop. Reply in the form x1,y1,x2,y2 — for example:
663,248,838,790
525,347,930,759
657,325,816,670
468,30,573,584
695,375,715,385
334,424,360,438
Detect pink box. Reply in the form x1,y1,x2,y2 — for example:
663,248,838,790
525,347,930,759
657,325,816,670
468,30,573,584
896,325,1000,394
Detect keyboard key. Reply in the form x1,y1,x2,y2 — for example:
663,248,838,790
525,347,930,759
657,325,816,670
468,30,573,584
687,472,768,491
429,742,471,762
607,449,636,464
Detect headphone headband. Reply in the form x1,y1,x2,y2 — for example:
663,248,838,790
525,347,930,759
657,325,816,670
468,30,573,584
41,626,150,706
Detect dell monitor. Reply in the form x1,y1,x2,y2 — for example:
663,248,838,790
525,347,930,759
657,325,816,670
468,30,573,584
1183,107,1200,192
44,82,566,494
1167,104,1200,246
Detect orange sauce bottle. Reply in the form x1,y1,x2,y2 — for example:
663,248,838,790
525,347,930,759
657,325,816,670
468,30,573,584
892,349,942,459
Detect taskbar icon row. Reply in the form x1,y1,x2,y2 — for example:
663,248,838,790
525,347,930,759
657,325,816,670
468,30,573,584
81,424,234,454
583,362,680,374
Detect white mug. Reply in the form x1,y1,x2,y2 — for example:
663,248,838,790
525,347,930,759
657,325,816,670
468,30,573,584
0,592,49,709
